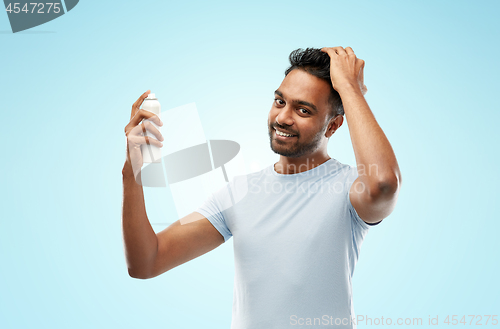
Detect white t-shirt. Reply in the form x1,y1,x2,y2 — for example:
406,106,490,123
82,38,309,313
196,158,378,328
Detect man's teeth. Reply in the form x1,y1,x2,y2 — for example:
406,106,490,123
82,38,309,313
275,129,295,137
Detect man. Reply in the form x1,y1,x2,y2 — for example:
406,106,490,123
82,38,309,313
122,47,401,328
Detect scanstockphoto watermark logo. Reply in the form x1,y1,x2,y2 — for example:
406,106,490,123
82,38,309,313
289,314,499,326
3,0,79,33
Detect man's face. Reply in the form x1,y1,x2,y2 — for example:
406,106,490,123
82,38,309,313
268,69,336,158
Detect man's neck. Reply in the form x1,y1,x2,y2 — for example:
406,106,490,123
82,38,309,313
274,153,331,175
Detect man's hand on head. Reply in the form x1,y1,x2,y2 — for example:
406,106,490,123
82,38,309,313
321,46,368,96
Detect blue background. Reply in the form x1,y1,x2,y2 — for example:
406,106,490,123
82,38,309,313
1,0,499,328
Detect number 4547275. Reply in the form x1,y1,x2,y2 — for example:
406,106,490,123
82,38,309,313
444,315,498,326
5,3,62,14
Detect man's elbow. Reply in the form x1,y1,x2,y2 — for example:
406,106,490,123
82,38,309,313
368,172,402,199
128,267,153,280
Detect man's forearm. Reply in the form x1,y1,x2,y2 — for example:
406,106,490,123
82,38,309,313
339,84,401,195
122,161,158,278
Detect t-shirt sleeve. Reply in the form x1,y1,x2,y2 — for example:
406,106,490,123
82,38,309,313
344,166,381,231
195,183,233,243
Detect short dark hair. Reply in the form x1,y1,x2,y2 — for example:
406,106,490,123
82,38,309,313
284,48,344,118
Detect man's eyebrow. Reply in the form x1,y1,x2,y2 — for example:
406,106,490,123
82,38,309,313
274,90,318,113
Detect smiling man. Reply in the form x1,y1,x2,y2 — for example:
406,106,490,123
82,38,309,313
122,47,402,329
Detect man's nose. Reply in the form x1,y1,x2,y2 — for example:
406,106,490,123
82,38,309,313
276,106,294,126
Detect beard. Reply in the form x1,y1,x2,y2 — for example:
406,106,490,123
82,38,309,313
268,123,324,158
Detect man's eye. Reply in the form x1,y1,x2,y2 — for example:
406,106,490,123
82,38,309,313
274,99,285,106
299,108,310,114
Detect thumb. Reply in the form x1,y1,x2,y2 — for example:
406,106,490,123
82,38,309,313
358,61,365,86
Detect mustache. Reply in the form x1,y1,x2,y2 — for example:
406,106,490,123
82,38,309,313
270,123,299,136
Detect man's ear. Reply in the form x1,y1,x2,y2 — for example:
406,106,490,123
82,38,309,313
325,115,344,138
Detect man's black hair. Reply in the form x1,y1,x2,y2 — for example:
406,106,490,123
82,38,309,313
284,48,344,118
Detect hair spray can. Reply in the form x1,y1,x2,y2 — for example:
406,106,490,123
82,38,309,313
141,93,162,163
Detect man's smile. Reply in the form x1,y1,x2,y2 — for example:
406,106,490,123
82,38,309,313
273,126,298,140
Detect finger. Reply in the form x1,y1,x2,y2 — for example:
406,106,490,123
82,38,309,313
125,116,164,140
345,47,355,56
132,90,150,110
332,46,346,56
321,47,340,56
125,122,145,137
357,61,367,95
129,109,163,128
129,134,164,148
142,120,164,142
130,90,151,119
358,59,365,85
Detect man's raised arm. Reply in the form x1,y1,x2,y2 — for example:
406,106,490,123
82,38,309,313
322,46,402,224
122,91,224,279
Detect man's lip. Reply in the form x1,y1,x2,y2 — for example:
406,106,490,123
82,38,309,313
273,127,297,136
